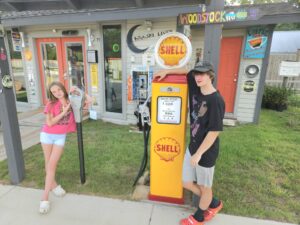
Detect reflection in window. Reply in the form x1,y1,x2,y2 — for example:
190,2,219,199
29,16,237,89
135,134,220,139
7,31,28,102
66,43,84,89
103,25,122,113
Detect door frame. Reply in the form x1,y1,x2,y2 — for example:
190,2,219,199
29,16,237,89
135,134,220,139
99,22,127,120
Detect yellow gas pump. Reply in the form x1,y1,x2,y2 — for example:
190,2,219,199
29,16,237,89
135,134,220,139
149,74,188,204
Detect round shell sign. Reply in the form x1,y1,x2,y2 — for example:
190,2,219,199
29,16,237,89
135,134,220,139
154,32,192,69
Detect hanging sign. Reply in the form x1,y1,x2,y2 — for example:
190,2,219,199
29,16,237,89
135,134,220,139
154,32,192,69
178,8,260,25
244,26,269,59
11,32,22,52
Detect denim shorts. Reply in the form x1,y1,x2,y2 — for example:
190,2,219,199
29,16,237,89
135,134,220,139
40,132,66,146
182,149,215,187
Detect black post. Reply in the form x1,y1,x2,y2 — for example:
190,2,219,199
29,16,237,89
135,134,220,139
76,122,85,184
203,0,224,85
0,28,25,184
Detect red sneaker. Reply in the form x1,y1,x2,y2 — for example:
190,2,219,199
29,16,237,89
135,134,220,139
180,215,204,225
204,201,223,221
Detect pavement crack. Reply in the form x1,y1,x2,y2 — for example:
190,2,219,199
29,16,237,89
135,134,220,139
148,205,154,225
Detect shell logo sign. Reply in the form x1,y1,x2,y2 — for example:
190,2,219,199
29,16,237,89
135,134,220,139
154,137,181,162
154,32,192,69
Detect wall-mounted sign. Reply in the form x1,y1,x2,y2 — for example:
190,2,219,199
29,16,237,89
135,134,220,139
244,27,269,59
126,24,173,54
24,49,32,61
62,30,78,36
178,8,260,26
90,63,98,92
157,96,182,124
2,75,13,88
243,80,255,92
0,47,7,61
154,32,192,69
279,61,300,77
87,50,98,63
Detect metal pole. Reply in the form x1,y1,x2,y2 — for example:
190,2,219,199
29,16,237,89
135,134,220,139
0,26,25,184
76,122,85,184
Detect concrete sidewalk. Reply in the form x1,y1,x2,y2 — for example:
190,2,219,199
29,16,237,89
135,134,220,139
0,184,295,225
0,108,44,161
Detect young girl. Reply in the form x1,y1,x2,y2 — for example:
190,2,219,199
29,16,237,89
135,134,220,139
39,81,76,214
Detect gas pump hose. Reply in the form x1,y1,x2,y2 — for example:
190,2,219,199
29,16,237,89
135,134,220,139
133,124,151,186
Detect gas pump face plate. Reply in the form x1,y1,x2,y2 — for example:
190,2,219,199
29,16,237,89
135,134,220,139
160,86,180,93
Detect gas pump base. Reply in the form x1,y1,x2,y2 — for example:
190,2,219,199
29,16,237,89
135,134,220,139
148,194,184,205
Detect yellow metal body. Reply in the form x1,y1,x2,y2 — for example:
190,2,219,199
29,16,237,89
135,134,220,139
149,75,188,204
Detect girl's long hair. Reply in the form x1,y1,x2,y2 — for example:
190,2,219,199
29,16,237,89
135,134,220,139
47,81,68,103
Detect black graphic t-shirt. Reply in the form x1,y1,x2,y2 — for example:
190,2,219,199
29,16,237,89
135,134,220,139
187,72,225,167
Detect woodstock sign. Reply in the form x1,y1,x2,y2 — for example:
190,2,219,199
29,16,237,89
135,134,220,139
178,8,261,25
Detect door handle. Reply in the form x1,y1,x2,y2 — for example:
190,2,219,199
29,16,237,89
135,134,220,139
64,72,68,80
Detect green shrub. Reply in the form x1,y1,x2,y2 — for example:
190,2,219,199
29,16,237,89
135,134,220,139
262,85,291,111
288,94,300,108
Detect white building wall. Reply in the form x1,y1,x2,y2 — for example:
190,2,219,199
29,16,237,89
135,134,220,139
125,18,176,124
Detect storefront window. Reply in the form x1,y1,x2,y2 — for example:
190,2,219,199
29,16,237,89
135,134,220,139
7,31,28,102
103,25,122,113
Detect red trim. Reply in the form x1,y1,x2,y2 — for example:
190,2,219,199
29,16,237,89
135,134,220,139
148,194,184,204
153,74,187,84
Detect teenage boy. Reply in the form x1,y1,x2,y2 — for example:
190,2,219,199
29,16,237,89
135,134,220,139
154,61,225,225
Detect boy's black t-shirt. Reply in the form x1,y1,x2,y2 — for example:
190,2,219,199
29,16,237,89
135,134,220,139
187,72,225,168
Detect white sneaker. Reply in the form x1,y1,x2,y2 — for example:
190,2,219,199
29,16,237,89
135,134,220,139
39,201,50,214
52,185,66,197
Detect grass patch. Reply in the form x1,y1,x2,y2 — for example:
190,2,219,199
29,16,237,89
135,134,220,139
0,108,299,223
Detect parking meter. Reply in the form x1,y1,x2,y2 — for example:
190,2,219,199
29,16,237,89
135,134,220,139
69,87,84,123
69,86,86,184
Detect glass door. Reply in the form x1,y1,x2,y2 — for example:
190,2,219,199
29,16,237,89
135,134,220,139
61,37,86,91
103,25,123,114
37,37,86,104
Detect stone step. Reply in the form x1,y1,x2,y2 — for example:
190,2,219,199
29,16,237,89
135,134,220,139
223,118,238,126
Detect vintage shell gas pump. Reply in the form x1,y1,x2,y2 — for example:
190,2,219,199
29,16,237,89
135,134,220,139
149,32,192,203
69,86,86,184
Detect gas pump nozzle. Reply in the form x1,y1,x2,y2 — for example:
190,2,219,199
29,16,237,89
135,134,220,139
139,94,151,127
69,86,86,184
